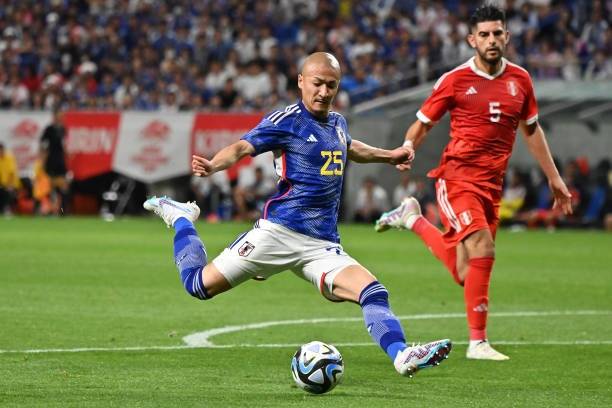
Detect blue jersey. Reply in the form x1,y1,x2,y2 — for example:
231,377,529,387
241,101,352,243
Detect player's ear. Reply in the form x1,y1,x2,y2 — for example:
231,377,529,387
297,73,304,90
467,33,476,48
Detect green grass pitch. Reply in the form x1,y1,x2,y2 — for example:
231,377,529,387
1,217,611,407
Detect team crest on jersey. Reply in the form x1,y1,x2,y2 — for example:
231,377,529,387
238,241,255,257
506,81,518,97
335,126,347,146
459,210,473,226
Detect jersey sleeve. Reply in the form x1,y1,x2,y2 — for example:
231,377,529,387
338,114,352,147
417,73,455,124
520,75,539,125
241,115,291,155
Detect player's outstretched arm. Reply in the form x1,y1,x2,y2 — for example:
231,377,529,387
192,140,255,177
348,139,412,166
396,119,433,171
519,121,573,215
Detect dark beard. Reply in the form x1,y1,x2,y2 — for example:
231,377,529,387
477,48,503,66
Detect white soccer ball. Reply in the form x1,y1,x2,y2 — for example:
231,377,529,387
291,341,344,394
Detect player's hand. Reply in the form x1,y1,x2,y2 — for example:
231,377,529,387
549,177,573,215
391,146,415,171
192,155,214,177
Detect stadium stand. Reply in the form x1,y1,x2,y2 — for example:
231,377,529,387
0,1,609,111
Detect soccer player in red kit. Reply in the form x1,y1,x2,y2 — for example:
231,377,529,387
376,5,573,360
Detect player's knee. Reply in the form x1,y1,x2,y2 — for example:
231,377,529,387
476,240,495,258
332,265,378,302
180,266,210,300
465,232,495,258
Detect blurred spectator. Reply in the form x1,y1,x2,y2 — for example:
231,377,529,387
415,0,439,34
234,30,257,65
0,142,20,215
524,161,582,230
341,67,380,103
528,41,563,79
32,148,55,215
354,177,389,223
499,168,528,225
233,166,276,221
1,73,29,108
266,63,288,97
205,60,230,94
0,1,608,112
234,61,271,102
584,50,612,80
259,26,279,61
442,28,473,66
580,2,609,52
217,78,239,109
114,76,139,108
561,45,581,81
191,171,231,222
393,173,417,206
582,159,611,227
39,109,69,214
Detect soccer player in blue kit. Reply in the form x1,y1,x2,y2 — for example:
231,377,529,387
144,52,452,377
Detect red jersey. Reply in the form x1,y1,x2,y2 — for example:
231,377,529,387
418,57,538,189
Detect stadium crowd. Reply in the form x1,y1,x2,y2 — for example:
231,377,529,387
0,0,610,111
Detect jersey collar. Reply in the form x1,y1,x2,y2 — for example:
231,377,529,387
469,56,507,80
298,100,330,123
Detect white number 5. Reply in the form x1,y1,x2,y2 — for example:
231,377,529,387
489,101,501,122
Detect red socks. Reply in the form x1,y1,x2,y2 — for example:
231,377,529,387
464,256,494,341
412,217,462,284
412,218,495,340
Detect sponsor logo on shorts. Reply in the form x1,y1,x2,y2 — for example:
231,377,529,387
238,241,255,257
459,210,472,226
325,246,342,255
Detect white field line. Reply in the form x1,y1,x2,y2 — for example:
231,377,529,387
183,310,612,347
1,310,610,354
3,340,612,354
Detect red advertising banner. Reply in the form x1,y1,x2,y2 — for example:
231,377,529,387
0,111,267,183
64,112,120,180
190,113,262,181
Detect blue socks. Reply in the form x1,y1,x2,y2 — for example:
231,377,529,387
359,281,407,361
173,217,209,300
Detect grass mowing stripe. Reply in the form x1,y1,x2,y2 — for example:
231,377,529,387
2,340,612,354
2,310,610,354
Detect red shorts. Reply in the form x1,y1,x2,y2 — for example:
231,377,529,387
435,178,501,248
